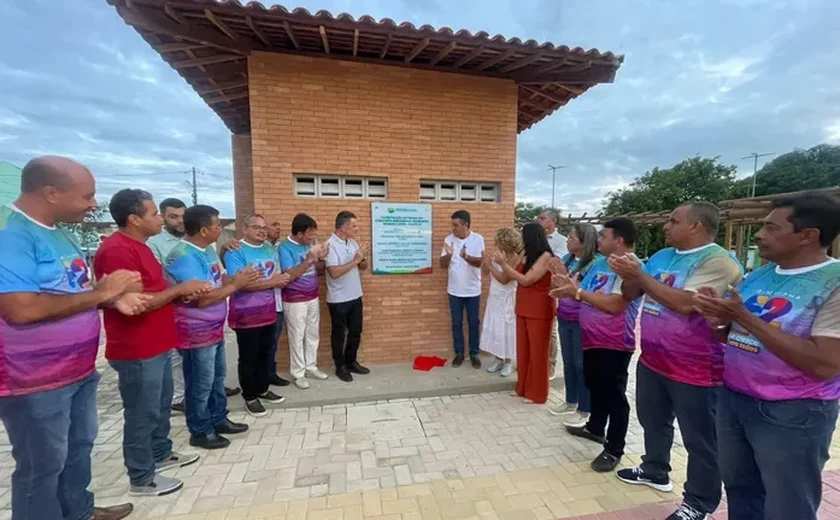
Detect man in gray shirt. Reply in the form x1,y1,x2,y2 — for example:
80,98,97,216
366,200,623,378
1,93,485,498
325,211,370,382
539,208,568,380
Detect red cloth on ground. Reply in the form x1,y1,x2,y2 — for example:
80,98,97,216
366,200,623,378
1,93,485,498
413,355,447,371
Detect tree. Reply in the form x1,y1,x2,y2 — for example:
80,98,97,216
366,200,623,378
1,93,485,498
603,156,738,255
61,204,108,250
515,202,550,223
735,144,840,197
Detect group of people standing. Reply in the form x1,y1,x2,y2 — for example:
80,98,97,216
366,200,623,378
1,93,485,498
452,195,840,520
0,156,371,519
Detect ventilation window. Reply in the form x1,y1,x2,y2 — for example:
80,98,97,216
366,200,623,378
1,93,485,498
419,181,501,203
293,174,389,199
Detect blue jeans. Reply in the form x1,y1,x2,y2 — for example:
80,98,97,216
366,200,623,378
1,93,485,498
448,294,480,357
270,312,284,375
558,318,590,413
0,371,100,520
718,387,838,520
180,342,229,436
109,351,174,486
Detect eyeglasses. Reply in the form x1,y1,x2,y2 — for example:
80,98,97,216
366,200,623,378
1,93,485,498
248,225,268,232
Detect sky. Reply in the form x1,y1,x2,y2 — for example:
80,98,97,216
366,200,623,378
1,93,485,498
1,0,839,217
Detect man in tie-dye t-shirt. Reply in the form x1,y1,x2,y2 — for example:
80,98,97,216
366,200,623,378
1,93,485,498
223,214,290,418
0,157,141,520
694,194,840,520
164,205,261,451
610,202,742,520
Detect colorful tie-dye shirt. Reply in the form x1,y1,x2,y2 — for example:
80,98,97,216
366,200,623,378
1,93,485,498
557,254,601,322
278,237,319,304
223,240,278,329
164,240,227,349
578,255,641,352
0,205,100,396
640,244,741,387
725,260,840,401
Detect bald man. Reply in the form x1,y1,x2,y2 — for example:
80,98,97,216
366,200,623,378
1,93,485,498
0,157,139,520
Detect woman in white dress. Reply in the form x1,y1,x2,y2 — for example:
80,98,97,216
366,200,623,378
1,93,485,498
480,228,523,377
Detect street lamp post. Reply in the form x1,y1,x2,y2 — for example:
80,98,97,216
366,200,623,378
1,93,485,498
547,165,566,208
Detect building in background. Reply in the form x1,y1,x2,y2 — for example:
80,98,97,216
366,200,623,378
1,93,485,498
108,0,623,367
0,161,21,205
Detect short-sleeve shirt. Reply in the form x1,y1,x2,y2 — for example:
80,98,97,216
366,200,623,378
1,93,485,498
0,205,100,396
325,233,363,304
146,228,181,264
164,240,227,349
442,232,485,298
93,231,178,360
278,236,319,304
547,231,568,258
223,240,278,329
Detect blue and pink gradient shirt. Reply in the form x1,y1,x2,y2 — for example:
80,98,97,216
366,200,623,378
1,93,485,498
578,256,641,352
0,205,101,396
223,240,278,329
725,260,840,401
278,237,319,304
557,254,601,322
164,241,227,349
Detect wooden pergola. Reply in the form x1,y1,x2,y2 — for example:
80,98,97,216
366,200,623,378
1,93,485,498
105,0,624,134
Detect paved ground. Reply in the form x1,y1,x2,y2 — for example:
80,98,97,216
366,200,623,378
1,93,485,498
2,336,840,519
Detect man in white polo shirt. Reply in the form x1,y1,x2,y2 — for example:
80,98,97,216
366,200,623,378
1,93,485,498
539,208,569,379
441,210,485,369
325,211,370,383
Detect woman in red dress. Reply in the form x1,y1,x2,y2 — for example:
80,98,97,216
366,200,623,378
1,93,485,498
491,223,563,404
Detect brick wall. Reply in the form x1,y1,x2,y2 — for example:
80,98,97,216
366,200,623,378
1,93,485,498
231,133,254,234
241,52,517,368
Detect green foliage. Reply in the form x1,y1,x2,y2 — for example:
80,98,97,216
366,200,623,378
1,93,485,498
61,204,108,249
515,202,549,223
734,144,840,197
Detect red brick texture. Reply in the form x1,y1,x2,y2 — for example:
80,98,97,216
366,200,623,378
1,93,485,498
236,52,518,369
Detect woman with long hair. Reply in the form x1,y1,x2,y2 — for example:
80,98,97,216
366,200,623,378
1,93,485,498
480,228,523,377
549,223,600,426
491,222,564,404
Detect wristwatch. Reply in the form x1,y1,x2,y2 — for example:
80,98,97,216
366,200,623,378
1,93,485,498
574,288,583,301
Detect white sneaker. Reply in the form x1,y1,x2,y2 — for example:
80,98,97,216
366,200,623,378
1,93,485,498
500,363,513,377
563,411,590,428
547,403,578,416
306,367,329,380
487,359,504,373
295,377,310,389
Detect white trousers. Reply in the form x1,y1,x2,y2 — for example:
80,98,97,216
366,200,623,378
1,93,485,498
170,348,185,402
284,299,321,379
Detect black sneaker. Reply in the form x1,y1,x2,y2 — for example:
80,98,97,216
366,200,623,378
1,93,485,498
189,432,230,450
452,355,464,367
666,503,710,520
347,361,370,375
268,374,291,387
470,356,481,369
215,418,249,435
225,387,241,397
245,399,267,417
336,367,353,383
259,390,285,404
171,400,186,414
616,466,673,492
590,449,621,473
565,424,606,445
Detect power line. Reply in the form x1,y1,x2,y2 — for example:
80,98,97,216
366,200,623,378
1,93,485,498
740,152,776,198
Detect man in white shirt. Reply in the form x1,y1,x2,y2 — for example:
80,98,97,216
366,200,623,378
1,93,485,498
325,211,371,383
441,210,485,369
539,208,568,379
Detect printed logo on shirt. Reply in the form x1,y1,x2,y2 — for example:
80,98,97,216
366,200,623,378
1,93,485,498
210,263,222,284
744,294,792,327
587,273,610,292
64,257,91,290
252,260,275,277
656,272,677,287
642,271,679,317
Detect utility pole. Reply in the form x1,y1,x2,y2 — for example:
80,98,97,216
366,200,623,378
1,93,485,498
547,165,566,209
740,152,776,198
185,167,199,205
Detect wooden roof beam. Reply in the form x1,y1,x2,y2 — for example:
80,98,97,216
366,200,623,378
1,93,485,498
404,37,430,63
319,26,330,54
171,54,243,69
500,53,544,73
519,85,568,104
476,48,516,71
155,41,205,52
379,33,392,59
205,91,249,104
516,64,616,84
245,16,270,46
519,97,548,111
163,4,187,25
452,45,485,68
282,20,300,49
195,78,248,95
118,6,252,54
537,58,569,75
429,41,457,66
554,83,584,95
352,29,359,57
205,9,240,41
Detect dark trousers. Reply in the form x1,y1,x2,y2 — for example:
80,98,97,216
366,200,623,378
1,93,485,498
328,297,363,368
559,318,590,413
270,311,284,376
234,324,275,401
109,352,174,486
718,387,838,520
180,342,228,436
448,294,480,357
637,362,722,513
583,348,632,457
